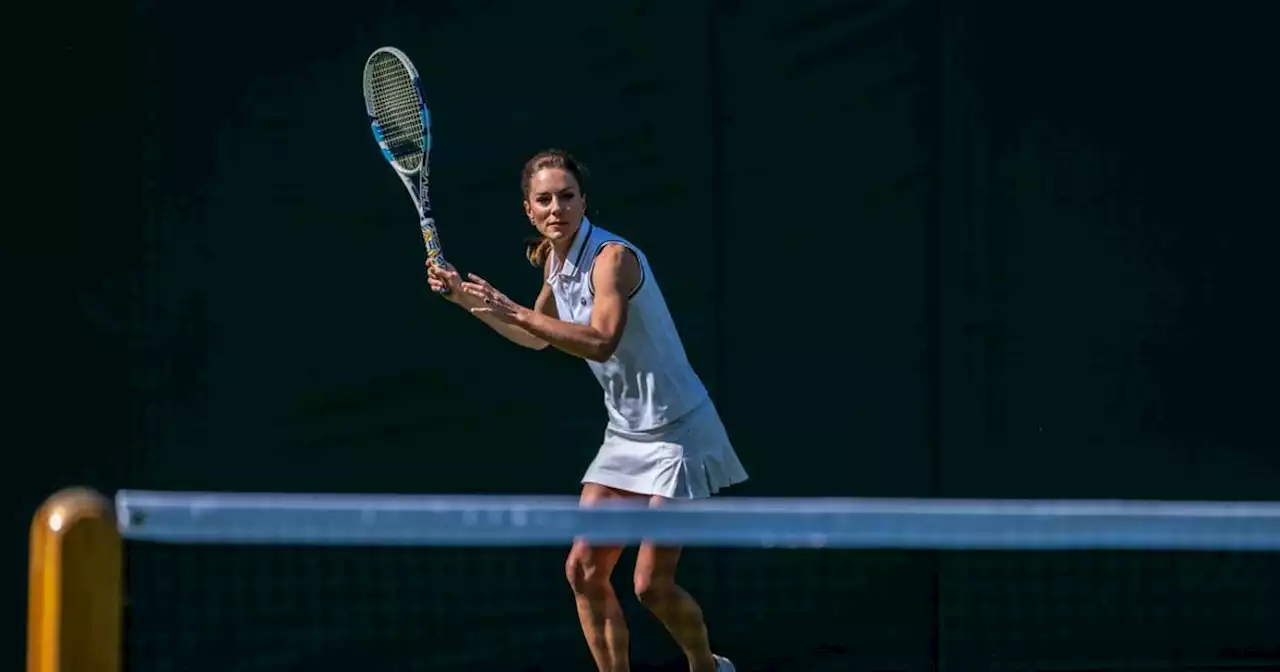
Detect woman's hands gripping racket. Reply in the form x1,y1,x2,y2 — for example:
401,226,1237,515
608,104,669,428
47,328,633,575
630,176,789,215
425,262,470,306
427,263,522,321
362,46,451,295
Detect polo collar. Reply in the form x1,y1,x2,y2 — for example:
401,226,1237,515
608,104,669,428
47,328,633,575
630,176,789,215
555,218,594,278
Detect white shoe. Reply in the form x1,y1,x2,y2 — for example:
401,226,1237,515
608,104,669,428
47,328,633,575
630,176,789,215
713,654,736,672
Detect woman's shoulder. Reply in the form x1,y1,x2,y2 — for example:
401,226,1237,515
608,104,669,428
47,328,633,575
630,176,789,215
586,221,641,254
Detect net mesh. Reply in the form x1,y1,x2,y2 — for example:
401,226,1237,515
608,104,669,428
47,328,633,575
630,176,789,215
118,492,1280,672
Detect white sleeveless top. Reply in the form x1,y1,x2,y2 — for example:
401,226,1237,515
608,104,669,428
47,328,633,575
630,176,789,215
547,219,709,432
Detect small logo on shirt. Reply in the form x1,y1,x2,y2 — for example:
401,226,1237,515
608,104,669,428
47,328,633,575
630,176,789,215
580,298,587,306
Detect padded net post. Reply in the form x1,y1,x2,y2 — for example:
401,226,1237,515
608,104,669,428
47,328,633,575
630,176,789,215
27,487,122,672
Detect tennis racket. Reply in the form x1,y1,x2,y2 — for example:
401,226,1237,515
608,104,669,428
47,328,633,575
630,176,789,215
362,46,450,293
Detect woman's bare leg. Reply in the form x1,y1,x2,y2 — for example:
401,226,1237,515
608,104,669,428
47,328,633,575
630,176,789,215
633,495,718,672
567,484,640,671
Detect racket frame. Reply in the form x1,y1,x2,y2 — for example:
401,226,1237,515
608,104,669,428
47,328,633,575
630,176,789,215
362,46,448,274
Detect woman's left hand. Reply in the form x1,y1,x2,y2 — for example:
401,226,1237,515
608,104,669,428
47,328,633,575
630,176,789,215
460,273,526,323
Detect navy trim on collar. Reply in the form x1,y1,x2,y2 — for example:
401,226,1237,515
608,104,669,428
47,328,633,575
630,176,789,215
557,219,593,277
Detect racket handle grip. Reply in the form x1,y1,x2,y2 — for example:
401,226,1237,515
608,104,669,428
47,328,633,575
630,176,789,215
427,256,452,296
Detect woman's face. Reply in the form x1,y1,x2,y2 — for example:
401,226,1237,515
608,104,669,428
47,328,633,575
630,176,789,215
524,167,586,243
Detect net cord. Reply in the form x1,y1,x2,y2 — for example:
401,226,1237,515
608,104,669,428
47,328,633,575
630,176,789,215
114,491,1280,550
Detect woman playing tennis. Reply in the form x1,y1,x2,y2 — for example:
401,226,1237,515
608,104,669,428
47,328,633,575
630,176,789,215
427,149,747,672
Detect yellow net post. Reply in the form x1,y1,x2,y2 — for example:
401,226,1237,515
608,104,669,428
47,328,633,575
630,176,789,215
27,487,122,672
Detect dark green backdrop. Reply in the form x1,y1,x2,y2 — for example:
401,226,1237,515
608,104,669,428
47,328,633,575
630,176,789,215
8,0,1278,670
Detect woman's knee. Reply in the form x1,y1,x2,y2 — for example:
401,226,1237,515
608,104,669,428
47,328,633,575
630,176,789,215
634,543,682,605
566,545,615,595
633,567,677,605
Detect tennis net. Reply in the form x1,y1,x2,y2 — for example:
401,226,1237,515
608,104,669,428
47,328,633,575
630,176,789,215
34,490,1280,671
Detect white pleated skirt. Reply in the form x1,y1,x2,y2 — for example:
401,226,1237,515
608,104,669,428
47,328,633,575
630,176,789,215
581,398,749,499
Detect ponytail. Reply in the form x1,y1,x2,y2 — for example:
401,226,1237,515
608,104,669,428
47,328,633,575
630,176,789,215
526,236,553,268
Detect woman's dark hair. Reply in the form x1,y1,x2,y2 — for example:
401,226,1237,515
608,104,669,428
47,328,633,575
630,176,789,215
522,149,588,267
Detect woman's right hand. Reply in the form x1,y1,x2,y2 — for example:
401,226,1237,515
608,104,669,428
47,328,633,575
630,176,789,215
426,260,477,308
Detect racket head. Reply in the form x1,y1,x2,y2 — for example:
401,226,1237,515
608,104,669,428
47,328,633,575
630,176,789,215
363,47,431,177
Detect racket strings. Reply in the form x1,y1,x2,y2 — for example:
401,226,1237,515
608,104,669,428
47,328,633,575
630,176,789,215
368,55,425,171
